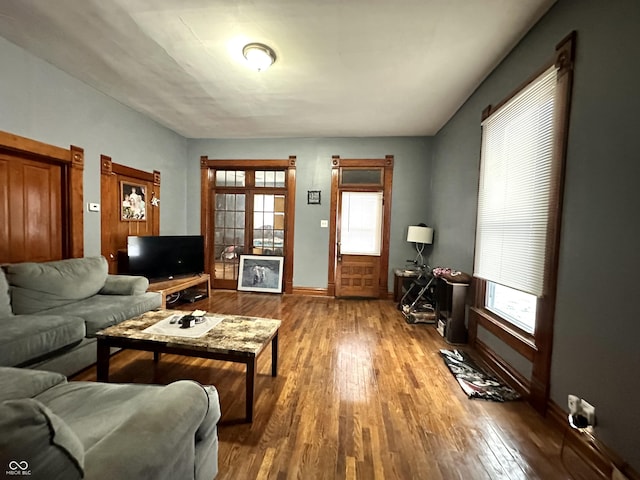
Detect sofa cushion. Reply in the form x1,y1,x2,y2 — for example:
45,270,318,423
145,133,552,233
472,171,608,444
100,274,149,296
42,293,162,337
0,268,12,317
0,315,85,367
0,366,67,402
0,398,84,479
37,380,211,452
7,256,108,314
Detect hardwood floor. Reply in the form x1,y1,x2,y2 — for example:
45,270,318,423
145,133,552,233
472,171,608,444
74,292,596,479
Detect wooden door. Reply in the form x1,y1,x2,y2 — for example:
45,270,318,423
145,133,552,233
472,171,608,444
0,153,63,263
100,155,160,274
335,191,383,298
328,156,394,298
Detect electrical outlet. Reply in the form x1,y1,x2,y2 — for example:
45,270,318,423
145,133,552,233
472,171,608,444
568,394,581,414
580,399,596,427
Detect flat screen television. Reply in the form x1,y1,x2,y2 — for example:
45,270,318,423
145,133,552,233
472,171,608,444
125,235,204,281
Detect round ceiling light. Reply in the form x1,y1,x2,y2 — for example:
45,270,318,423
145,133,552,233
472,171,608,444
242,43,277,71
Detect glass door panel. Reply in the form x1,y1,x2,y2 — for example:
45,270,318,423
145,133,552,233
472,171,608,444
214,193,245,281
252,194,285,255
340,191,383,255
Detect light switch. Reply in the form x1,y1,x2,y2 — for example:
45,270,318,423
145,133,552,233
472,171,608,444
88,203,100,212
320,220,328,228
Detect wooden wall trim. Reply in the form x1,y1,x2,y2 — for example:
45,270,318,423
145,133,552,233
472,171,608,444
100,154,160,273
68,145,84,258
200,156,296,293
290,287,329,296
110,162,156,182
284,156,296,294
200,157,213,276
546,400,640,480
0,130,84,260
473,338,531,398
0,130,70,162
201,158,294,169
327,155,394,298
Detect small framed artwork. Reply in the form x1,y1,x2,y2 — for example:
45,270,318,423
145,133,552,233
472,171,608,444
121,181,147,221
307,190,321,205
238,255,284,293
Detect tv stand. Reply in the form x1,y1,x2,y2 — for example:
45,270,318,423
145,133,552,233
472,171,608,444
148,274,210,308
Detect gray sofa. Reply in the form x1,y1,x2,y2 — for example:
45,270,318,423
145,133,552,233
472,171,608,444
0,366,220,479
0,256,162,375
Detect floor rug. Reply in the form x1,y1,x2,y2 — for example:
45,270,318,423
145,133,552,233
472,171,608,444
439,349,520,402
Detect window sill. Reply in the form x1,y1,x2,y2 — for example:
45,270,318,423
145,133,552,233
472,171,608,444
470,306,537,362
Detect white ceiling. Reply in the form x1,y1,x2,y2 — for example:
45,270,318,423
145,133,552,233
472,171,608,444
0,0,556,139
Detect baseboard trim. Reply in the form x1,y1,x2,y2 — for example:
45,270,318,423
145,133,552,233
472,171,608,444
290,286,329,296
473,338,531,398
546,401,640,480
472,339,638,480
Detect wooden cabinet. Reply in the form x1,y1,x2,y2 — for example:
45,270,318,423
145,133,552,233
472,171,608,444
148,274,210,308
435,278,469,344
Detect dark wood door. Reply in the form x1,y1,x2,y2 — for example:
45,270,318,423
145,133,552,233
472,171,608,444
0,153,63,263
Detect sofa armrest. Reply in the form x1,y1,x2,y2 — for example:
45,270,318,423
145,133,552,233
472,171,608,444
99,275,149,296
84,380,215,480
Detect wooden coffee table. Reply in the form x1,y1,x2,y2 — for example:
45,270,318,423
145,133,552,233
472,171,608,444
95,309,281,422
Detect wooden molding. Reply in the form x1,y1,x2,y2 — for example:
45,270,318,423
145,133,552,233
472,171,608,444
0,130,84,260
201,157,296,292
290,286,329,296
473,337,531,398
328,156,394,298
546,400,640,480
153,170,161,186
101,154,113,175
0,129,70,162
470,31,577,416
68,145,84,258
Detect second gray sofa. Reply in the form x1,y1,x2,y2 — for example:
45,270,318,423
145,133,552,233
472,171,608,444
0,256,162,375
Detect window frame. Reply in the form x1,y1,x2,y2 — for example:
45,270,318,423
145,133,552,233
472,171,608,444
469,32,576,413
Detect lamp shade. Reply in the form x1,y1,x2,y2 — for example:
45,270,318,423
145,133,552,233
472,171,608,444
407,225,433,244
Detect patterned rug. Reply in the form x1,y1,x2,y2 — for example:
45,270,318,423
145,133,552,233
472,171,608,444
439,349,520,402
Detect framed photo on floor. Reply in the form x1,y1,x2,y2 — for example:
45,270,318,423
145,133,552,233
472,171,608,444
238,255,284,293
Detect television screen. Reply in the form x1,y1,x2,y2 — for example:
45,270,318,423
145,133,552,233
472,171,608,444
126,235,204,281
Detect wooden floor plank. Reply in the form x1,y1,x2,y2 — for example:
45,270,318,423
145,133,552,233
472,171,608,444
73,292,594,479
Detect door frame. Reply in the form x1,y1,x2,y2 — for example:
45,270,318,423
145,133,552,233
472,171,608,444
327,155,394,298
0,129,84,262
200,156,297,294
100,155,160,273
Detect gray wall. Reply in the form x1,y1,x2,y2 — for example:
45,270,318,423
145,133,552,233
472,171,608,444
188,137,433,289
0,36,189,256
430,0,640,470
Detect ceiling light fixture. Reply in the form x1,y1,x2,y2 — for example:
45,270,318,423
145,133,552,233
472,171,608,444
242,43,277,71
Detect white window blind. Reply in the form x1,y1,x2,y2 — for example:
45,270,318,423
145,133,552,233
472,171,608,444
340,191,383,255
474,66,558,297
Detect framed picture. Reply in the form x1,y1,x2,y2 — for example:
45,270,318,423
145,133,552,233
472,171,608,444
238,255,284,293
121,181,147,221
307,190,321,205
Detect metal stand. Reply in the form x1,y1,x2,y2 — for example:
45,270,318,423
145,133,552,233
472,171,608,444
398,268,436,323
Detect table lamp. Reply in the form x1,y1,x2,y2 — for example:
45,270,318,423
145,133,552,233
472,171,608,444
407,224,433,267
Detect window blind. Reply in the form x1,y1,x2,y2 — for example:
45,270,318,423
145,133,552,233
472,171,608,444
340,191,383,255
474,66,558,297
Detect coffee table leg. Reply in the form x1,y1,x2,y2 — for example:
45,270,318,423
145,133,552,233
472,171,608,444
246,358,256,423
271,332,278,377
96,340,110,382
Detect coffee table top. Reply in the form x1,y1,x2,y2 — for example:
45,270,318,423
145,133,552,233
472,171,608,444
96,309,281,357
